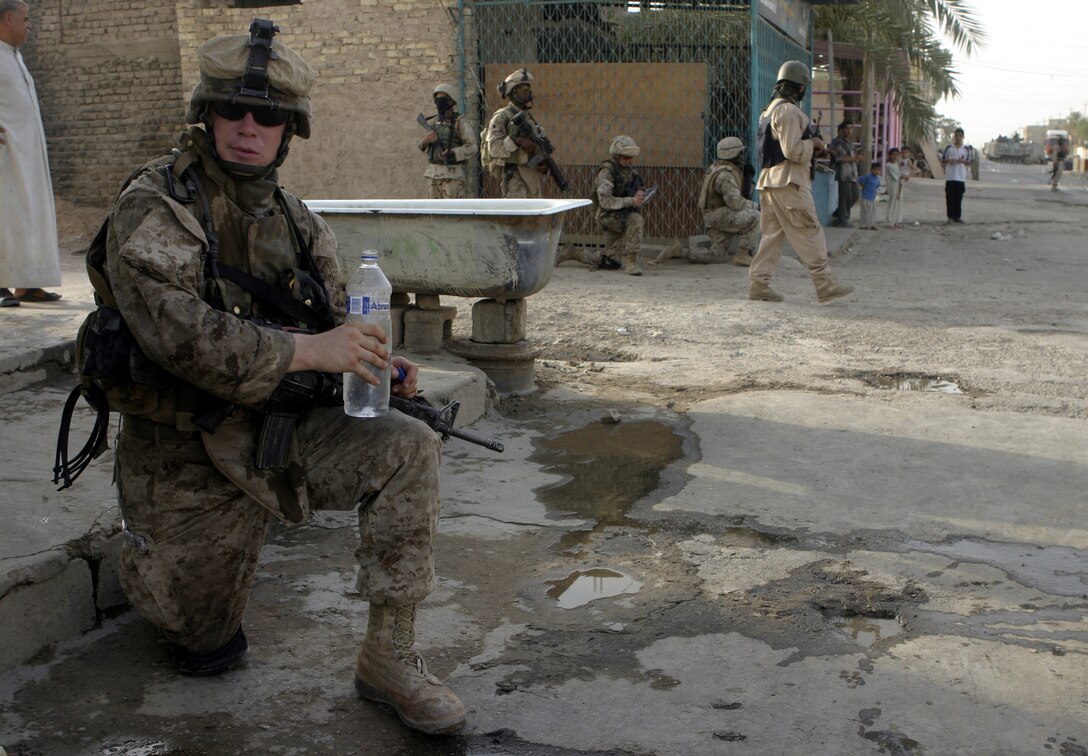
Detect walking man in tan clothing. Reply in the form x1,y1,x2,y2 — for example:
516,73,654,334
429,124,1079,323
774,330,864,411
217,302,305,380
749,61,853,303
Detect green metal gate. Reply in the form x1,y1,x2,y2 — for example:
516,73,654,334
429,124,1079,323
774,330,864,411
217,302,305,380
462,0,810,242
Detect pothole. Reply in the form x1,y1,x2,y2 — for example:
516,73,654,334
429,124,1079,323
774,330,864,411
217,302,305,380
545,568,643,609
858,371,966,394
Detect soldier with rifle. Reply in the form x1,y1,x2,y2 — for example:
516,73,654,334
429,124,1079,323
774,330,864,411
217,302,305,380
416,83,476,198
54,20,470,736
484,68,566,197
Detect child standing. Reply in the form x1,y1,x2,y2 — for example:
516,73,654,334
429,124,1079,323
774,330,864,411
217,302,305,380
857,162,882,230
885,148,906,228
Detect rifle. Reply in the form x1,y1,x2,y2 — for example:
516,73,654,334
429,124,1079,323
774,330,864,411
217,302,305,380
417,113,451,165
255,370,503,469
509,110,569,192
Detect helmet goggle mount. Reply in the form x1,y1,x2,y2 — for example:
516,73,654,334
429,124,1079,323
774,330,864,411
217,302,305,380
235,18,280,106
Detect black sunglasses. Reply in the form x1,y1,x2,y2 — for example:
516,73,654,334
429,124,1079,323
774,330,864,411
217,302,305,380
211,101,290,128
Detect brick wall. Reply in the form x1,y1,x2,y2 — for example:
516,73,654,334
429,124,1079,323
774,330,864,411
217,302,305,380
23,0,467,206
21,0,184,204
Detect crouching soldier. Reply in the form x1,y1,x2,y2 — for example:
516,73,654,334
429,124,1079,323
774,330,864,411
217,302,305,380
593,135,646,275
698,137,760,266
98,20,465,735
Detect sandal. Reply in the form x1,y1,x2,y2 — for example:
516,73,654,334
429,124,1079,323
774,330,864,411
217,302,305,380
15,288,62,302
1,288,21,308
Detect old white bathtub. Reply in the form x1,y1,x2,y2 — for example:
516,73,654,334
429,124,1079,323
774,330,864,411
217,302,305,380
303,198,592,300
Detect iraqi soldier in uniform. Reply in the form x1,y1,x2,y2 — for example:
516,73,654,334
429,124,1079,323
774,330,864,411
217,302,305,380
750,61,854,303
485,68,549,198
593,135,646,275
418,83,476,198
698,136,760,266
102,22,465,735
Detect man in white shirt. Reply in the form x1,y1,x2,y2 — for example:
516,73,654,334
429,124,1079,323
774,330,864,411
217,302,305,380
940,127,971,224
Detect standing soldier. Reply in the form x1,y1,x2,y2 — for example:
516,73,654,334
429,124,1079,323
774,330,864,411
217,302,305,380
593,135,646,276
749,60,853,303
485,68,549,198
417,83,476,199
698,136,760,266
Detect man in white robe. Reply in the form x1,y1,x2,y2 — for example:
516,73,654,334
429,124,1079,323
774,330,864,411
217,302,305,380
1,0,61,307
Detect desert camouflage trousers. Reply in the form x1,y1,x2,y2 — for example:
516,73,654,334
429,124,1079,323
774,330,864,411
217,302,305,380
701,206,760,264
427,178,466,199
600,211,644,260
116,407,442,654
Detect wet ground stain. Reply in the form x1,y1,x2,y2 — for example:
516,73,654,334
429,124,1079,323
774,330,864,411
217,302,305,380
530,418,684,527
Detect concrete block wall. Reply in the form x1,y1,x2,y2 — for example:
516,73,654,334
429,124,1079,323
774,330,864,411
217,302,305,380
22,0,467,206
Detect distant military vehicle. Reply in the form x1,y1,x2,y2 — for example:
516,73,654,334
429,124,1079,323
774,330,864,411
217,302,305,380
983,135,1044,164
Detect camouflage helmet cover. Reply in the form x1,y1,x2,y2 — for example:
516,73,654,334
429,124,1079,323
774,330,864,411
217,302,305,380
609,135,640,157
716,136,745,160
185,32,316,138
776,60,810,87
433,83,458,103
498,67,533,99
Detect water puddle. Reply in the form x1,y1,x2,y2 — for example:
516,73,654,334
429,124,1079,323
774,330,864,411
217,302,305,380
832,616,903,648
546,568,643,609
860,372,965,394
531,419,684,526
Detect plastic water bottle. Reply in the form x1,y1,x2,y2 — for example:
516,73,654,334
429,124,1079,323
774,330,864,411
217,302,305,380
344,251,392,417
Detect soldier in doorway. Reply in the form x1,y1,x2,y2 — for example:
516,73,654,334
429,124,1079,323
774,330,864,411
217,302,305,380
417,83,476,198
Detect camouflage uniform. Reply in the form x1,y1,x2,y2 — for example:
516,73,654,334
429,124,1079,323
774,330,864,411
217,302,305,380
108,127,443,655
486,103,546,198
419,84,477,199
593,158,644,271
485,69,547,198
698,160,760,264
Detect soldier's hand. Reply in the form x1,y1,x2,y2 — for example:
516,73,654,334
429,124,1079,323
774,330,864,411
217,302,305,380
810,137,825,153
516,136,537,154
632,190,645,208
536,162,550,175
289,323,389,384
421,131,439,145
391,356,419,399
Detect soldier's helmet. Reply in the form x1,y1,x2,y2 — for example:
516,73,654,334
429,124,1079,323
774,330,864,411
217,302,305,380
775,60,811,88
185,23,315,139
433,83,458,103
609,135,640,157
498,68,533,99
716,136,745,160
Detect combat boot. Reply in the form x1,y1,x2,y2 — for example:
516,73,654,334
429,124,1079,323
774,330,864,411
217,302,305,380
355,603,466,735
624,249,643,276
748,281,784,301
731,249,753,267
814,279,854,303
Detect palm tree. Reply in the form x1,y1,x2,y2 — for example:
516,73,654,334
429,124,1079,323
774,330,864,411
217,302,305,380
814,1,986,154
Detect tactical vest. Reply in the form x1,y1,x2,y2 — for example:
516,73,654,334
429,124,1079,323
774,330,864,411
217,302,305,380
426,115,462,164
700,162,741,211
592,159,638,215
56,129,332,488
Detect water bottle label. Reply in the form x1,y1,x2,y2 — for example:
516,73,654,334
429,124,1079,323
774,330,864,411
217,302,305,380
349,296,391,316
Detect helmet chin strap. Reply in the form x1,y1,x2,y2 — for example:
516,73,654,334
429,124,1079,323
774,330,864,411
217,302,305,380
203,116,295,180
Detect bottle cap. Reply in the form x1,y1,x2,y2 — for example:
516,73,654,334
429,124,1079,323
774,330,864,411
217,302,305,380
360,250,379,260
